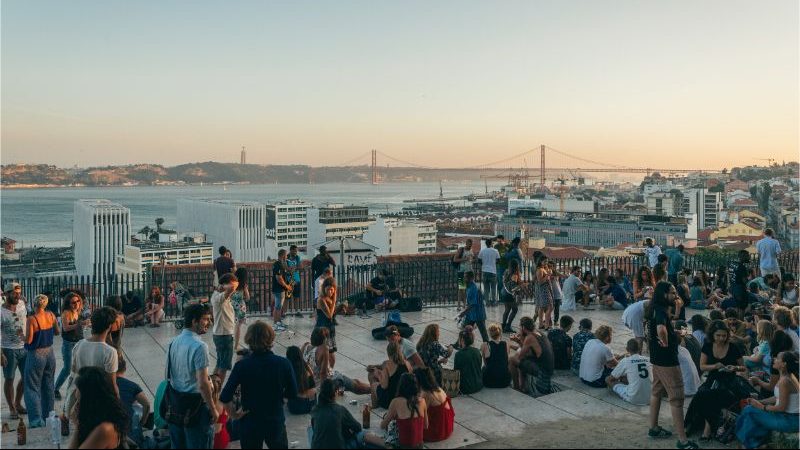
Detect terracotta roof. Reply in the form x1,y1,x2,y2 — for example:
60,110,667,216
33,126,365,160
532,247,593,260
733,198,757,206
717,235,760,243
697,228,715,242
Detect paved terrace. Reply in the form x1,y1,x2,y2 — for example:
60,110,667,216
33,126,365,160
2,305,731,449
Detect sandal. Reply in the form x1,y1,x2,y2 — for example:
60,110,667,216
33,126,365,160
15,405,26,414
698,435,713,443
9,411,19,421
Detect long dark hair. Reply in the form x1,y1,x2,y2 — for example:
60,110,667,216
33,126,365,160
508,259,520,277
61,292,82,316
286,346,313,392
770,331,795,360
72,366,129,448
235,267,249,290
779,351,799,379
645,281,673,320
414,367,441,393
397,373,420,417
635,266,654,288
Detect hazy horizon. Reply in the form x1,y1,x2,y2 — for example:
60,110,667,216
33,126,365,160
2,1,798,169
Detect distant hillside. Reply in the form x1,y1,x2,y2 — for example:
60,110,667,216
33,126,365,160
1,162,497,186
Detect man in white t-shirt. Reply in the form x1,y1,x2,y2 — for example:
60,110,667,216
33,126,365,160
607,339,652,405
677,342,700,397
68,307,120,413
477,239,501,305
579,326,618,388
561,266,584,312
211,273,237,380
622,300,649,350
644,238,662,269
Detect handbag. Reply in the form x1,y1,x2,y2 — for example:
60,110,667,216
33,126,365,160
161,343,205,428
440,368,461,398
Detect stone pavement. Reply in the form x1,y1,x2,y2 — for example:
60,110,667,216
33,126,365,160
1,303,730,449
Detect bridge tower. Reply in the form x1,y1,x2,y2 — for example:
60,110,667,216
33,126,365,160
371,149,379,185
540,144,546,190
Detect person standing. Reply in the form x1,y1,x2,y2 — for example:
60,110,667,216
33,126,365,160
1,282,27,420
23,294,60,428
460,272,489,342
478,239,501,307
646,282,697,449
311,246,336,281
316,277,338,352
453,239,474,309
221,321,298,449
501,259,524,334
55,292,87,400
213,246,236,284
494,236,509,308
287,245,303,304
166,304,218,449
644,238,662,269
756,228,783,279
231,268,250,352
665,245,685,285
211,274,237,380
272,250,293,332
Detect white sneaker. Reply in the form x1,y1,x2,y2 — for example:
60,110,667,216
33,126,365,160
275,322,287,332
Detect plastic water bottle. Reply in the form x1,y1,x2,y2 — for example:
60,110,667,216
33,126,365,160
47,411,61,448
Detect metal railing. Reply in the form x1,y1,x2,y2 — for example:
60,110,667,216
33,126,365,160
3,250,797,318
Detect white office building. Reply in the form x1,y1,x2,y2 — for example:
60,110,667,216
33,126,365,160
682,188,723,229
266,200,310,252
307,204,374,247
177,199,269,262
73,199,131,277
115,238,214,275
364,217,438,256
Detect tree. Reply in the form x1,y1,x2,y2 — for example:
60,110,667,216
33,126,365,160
155,218,165,232
138,226,152,241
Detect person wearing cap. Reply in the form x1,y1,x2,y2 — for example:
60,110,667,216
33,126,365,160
312,246,337,281
1,281,28,420
385,326,424,370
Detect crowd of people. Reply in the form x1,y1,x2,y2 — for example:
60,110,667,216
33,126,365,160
1,230,798,449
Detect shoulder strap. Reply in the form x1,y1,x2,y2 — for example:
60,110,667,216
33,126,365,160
166,342,173,382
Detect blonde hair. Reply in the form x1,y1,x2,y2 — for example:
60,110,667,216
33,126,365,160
33,294,48,310
488,323,502,340
387,341,406,367
756,320,775,343
792,306,799,326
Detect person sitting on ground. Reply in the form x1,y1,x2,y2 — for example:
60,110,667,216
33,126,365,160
416,324,453,387
749,330,795,396
689,277,707,310
115,356,150,447
773,306,800,352
414,368,454,443
622,299,649,352
736,351,799,449
675,320,702,377
385,325,425,369
311,378,377,449
744,320,775,374
509,317,555,397
70,366,129,450
578,271,596,309
606,339,651,406
633,266,656,302
286,345,317,415
454,327,483,395
547,315,574,371
748,274,781,301
601,276,629,311
303,327,371,396
144,286,165,328
779,275,798,308
579,325,619,388
371,341,413,409
571,318,595,376
689,315,707,348
725,307,751,352
677,333,701,397
121,291,144,328
105,296,126,350
380,373,428,449
481,323,511,389
367,269,402,311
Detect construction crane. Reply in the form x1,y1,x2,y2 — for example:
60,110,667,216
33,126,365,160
754,158,775,166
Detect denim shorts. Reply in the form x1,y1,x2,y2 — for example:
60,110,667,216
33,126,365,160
213,335,234,371
2,348,26,380
273,292,286,311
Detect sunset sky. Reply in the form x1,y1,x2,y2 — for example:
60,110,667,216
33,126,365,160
2,1,798,170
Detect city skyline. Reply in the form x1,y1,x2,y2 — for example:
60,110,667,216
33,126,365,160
2,1,798,169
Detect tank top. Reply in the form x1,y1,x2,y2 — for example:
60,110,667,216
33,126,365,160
483,341,511,388
303,345,332,384
528,332,555,374
396,414,425,448
61,310,84,343
213,409,230,449
25,313,56,351
423,395,454,443
775,384,800,414
379,364,409,409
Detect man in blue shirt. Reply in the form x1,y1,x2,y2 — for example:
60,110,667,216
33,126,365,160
165,304,217,449
221,321,298,449
664,245,685,285
756,228,782,278
459,271,488,342
601,277,630,310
